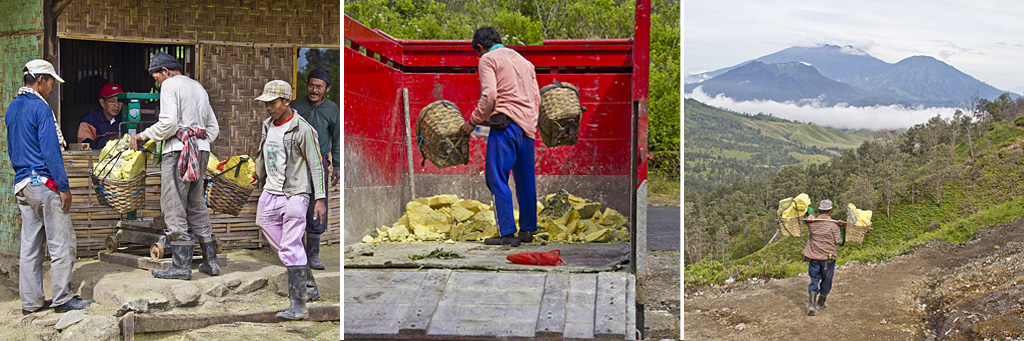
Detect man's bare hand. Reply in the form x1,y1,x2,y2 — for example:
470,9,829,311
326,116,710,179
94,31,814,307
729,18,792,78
314,199,327,224
330,169,340,187
60,190,71,213
128,134,144,150
460,122,474,135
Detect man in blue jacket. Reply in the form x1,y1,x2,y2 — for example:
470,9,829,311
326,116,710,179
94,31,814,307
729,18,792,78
6,59,93,315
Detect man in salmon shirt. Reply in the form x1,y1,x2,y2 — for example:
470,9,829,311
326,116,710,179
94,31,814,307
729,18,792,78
802,199,845,316
459,27,542,247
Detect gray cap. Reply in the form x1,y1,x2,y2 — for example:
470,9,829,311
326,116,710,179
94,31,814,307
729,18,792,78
148,52,183,74
819,199,833,211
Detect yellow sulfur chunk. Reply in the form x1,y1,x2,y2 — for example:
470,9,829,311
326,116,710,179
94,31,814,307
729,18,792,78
449,205,475,222
595,208,627,228
414,194,458,208
361,235,374,243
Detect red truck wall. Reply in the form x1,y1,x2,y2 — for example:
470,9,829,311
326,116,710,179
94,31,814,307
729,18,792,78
344,17,647,243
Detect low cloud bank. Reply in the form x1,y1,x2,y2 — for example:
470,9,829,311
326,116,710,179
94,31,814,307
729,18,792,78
687,87,959,130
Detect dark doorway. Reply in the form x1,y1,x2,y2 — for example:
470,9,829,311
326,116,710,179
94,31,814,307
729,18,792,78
59,39,195,148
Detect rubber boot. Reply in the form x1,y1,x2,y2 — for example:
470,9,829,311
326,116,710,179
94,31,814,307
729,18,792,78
198,238,220,276
817,293,829,311
152,242,194,280
276,266,308,320
306,233,326,270
484,234,520,247
306,264,321,302
807,291,817,316
519,230,534,243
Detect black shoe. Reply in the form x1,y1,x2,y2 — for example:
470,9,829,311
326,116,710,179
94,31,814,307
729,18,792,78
306,264,320,302
484,234,520,247
53,296,93,313
198,239,220,276
518,230,534,243
306,233,326,270
807,291,817,316
152,242,194,280
21,299,51,315
277,266,308,320
817,293,829,311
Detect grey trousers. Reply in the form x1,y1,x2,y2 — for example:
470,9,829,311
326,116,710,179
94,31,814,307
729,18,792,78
161,151,212,241
17,182,76,310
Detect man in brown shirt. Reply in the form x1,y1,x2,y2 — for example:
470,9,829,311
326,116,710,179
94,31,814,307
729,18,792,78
459,26,541,247
802,199,845,316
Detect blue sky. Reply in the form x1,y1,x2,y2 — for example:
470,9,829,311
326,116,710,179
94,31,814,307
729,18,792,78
685,0,1024,93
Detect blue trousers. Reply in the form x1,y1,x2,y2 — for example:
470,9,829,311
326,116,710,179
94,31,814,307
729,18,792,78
485,121,537,237
808,259,835,295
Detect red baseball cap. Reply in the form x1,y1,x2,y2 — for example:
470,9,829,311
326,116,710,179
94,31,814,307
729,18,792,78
100,83,123,98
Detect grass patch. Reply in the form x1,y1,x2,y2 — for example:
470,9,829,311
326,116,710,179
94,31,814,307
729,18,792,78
648,171,680,206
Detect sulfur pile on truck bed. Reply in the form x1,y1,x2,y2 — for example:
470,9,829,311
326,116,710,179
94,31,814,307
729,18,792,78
360,190,629,244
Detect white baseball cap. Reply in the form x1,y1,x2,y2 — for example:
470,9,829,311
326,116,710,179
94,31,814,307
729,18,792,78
24,59,65,83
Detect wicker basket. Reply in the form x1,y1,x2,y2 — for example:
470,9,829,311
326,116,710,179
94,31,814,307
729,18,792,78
845,225,871,243
538,80,586,147
416,100,469,169
205,169,254,216
779,217,802,237
91,173,146,214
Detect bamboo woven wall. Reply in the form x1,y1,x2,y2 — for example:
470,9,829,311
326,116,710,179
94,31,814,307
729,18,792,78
65,151,340,256
202,45,293,158
0,0,44,255
56,0,339,44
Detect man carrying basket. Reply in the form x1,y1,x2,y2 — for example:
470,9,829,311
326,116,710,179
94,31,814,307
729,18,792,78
802,199,845,316
130,52,221,280
458,26,542,247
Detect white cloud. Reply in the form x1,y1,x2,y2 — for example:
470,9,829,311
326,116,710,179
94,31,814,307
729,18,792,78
686,87,958,130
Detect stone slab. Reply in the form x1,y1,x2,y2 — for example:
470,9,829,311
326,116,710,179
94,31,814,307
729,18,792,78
98,250,227,271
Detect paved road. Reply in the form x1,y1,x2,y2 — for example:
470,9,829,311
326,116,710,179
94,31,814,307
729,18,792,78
647,205,680,251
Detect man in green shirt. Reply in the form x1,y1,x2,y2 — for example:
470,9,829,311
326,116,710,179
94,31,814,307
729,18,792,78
290,68,338,270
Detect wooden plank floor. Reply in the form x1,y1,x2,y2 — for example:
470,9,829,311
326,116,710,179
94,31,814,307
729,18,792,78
344,269,636,340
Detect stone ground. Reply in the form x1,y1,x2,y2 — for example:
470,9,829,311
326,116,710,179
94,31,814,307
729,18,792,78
0,244,341,340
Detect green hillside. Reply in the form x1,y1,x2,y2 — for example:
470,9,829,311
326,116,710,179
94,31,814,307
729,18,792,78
685,93,1024,286
684,98,873,192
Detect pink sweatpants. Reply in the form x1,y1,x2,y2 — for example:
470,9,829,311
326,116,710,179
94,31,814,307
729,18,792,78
256,192,308,266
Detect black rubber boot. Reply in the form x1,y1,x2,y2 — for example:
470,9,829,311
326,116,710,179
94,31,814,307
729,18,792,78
817,293,829,311
306,233,326,270
484,234,520,247
807,291,817,316
152,242,194,280
306,264,320,302
198,238,220,276
277,266,308,320
519,230,534,243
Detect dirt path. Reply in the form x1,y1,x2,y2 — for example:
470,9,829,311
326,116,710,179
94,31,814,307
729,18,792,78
684,219,1024,340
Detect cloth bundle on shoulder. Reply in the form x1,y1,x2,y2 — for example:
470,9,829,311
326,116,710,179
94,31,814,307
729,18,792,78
416,100,469,169
538,80,586,147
